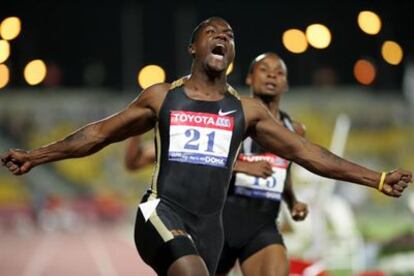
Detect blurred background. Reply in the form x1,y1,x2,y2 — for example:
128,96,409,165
0,1,413,275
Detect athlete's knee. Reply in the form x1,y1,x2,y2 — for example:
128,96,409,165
167,255,209,276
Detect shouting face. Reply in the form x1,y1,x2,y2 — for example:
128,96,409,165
189,18,235,73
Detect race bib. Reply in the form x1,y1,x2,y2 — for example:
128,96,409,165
168,111,234,168
234,153,289,201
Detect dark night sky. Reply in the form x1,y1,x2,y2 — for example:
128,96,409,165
1,0,413,91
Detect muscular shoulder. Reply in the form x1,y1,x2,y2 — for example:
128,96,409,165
130,82,171,113
137,83,171,103
240,96,271,129
241,96,266,115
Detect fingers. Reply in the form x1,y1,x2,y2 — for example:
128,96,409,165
291,204,308,221
20,162,31,174
401,174,412,184
3,160,24,175
6,161,18,171
258,171,272,178
391,180,409,194
264,168,273,177
393,184,405,192
398,180,408,189
0,151,12,165
383,184,403,198
292,210,307,221
391,190,402,198
6,161,18,174
12,167,21,175
256,161,273,177
382,169,412,198
395,169,412,181
382,185,395,197
263,162,273,176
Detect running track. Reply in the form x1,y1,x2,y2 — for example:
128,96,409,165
0,224,156,276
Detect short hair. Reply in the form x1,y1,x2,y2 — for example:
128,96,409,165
247,52,287,74
189,16,228,46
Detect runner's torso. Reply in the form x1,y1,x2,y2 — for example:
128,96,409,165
148,79,245,215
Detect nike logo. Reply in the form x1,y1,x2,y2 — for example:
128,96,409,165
218,109,237,116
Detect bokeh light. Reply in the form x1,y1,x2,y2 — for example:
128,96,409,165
381,41,403,65
0,64,10,89
0,40,10,63
24,59,47,85
306,24,332,49
0,17,21,40
282,29,308,54
354,59,376,85
357,11,382,35
137,65,166,89
226,62,234,75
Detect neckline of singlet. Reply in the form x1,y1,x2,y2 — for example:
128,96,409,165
169,76,240,103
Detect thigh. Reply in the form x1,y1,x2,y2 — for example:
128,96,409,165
188,211,224,274
134,199,199,275
167,255,209,276
239,223,288,276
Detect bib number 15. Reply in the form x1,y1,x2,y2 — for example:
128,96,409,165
253,174,277,188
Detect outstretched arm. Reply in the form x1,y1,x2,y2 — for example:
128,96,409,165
1,83,170,175
243,97,412,197
124,136,156,171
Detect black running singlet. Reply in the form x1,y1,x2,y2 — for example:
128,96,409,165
227,111,295,213
148,79,245,215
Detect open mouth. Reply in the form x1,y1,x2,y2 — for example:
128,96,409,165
265,82,276,90
211,44,226,59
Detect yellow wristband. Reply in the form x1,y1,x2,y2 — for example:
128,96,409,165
378,172,386,191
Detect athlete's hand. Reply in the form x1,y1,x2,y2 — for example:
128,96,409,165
1,149,33,175
381,169,412,198
235,160,273,178
290,201,308,221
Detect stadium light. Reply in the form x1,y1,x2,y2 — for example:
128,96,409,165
357,11,382,35
0,16,21,40
381,41,403,65
0,64,9,89
24,59,47,85
282,29,308,54
354,59,376,85
0,40,10,63
137,64,166,89
306,24,331,49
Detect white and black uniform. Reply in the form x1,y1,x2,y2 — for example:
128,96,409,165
134,78,245,275
216,111,295,273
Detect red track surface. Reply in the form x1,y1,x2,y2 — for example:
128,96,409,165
0,224,156,276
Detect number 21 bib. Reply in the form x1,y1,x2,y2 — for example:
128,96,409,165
168,110,234,168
